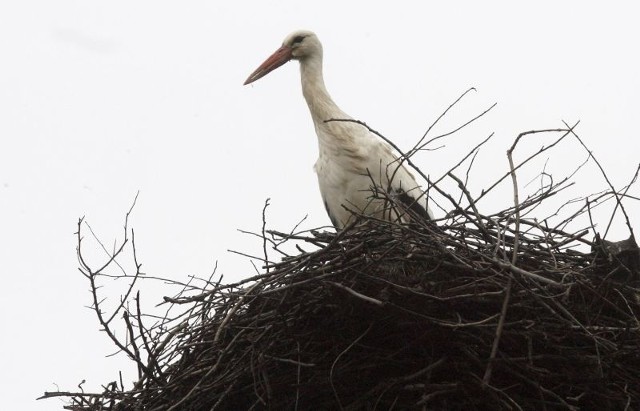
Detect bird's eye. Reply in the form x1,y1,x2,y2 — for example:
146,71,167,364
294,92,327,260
292,35,305,45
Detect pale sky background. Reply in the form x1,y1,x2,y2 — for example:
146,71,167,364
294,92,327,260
1,1,639,410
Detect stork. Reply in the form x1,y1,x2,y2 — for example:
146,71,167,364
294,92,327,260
244,30,433,229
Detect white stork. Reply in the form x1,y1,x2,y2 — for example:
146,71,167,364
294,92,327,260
244,30,433,229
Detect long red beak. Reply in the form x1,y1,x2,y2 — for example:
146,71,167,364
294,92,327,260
243,46,293,85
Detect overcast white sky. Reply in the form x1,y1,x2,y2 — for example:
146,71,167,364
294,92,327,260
2,1,639,410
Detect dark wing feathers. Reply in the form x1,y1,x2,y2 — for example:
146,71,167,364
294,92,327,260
395,189,431,221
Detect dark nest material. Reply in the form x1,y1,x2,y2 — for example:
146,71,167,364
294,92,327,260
41,100,640,410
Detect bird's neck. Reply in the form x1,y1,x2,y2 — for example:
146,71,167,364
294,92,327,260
299,56,348,124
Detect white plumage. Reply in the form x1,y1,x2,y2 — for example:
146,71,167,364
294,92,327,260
244,30,433,229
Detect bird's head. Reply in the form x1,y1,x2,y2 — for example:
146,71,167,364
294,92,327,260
243,30,321,85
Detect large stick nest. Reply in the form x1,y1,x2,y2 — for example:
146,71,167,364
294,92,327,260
41,98,640,410
154,223,640,411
